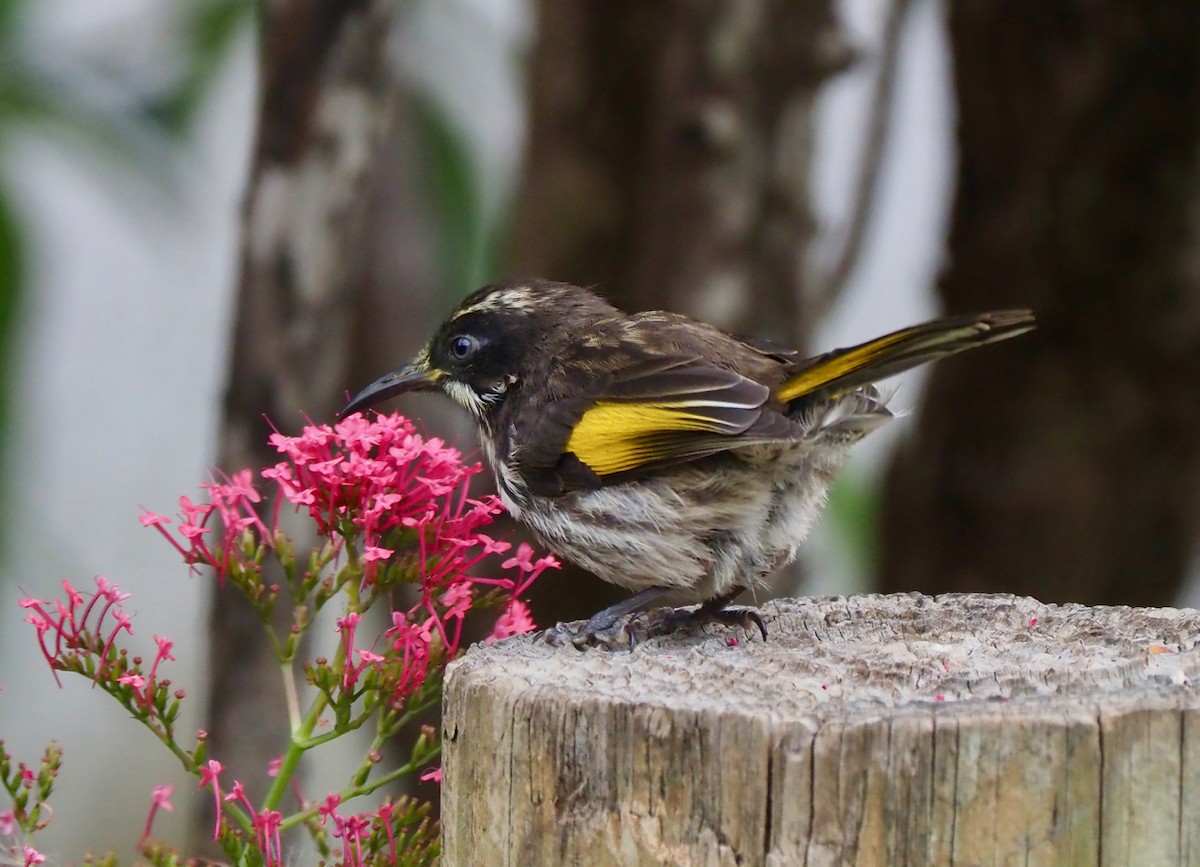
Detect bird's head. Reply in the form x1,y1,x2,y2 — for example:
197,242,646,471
340,279,618,425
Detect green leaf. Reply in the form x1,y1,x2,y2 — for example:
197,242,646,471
0,0,19,39
411,95,489,293
144,0,254,134
0,183,24,559
825,470,880,579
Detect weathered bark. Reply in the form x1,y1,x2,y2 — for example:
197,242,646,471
513,0,850,340
881,3,1200,605
443,594,1200,866
203,0,400,845
510,0,850,620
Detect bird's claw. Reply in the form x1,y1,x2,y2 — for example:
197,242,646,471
538,617,637,650
640,605,768,642
538,605,768,650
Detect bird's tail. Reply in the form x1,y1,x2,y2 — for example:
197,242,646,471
773,309,1035,404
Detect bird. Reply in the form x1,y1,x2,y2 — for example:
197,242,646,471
341,279,1034,648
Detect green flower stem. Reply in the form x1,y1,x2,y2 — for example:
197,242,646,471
294,708,375,749
278,745,441,832
264,550,365,811
293,669,440,750
262,683,328,813
101,684,194,770
282,662,302,731
264,629,351,812
347,745,439,799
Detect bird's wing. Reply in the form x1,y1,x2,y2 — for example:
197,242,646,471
513,309,1035,496
518,355,797,494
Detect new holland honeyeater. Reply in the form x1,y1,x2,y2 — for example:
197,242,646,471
342,279,1034,648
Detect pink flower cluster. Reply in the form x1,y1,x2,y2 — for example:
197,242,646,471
199,761,283,865
13,413,557,867
138,468,265,581
337,534,553,702
198,760,427,867
139,413,555,646
21,578,181,719
317,793,392,867
20,578,133,688
261,414,556,658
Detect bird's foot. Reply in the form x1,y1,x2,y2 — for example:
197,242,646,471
641,604,768,642
539,603,768,650
537,586,672,650
539,616,638,650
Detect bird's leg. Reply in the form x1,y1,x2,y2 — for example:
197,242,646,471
541,586,671,650
643,587,768,642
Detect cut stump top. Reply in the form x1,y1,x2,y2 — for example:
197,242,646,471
442,594,1200,867
449,593,1200,717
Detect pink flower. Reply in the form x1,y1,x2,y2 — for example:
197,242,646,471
377,801,397,861
217,468,261,504
331,812,371,867
337,612,365,692
501,545,560,596
361,545,393,563
140,784,175,844
60,580,83,608
198,760,224,839
473,533,511,556
317,793,342,822
146,634,175,696
501,543,538,573
14,412,570,867
203,469,270,568
0,810,14,836
252,809,283,867
489,599,536,642
336,413,384,451
440,583,473,620
23,846,44,867
178,523,209,541
420,766,443,784
138,512,169,527
20,577,143,689
385,615,432,702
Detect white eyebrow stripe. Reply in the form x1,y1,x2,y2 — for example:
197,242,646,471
450,287,540,320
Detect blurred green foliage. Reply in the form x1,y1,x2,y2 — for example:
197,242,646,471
0,0,253,553
412,93,503,297
826,470,881,586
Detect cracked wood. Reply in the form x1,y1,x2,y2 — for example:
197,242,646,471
442,593,1200,866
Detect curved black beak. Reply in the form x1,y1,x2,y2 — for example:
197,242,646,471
339,362,442,418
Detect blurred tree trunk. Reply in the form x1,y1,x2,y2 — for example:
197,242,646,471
510,0,851,620
880,3,1200,605
201,0,400,848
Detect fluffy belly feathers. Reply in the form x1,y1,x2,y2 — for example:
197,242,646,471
496,443,845,601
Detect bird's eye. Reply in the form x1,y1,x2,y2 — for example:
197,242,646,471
449,334,480,361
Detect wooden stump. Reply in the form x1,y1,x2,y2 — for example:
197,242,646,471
442,594,1200,866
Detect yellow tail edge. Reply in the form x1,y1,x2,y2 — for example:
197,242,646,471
774,309,1036,404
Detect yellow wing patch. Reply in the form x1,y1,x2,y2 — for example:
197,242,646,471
566,402,728,476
